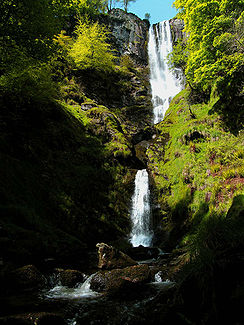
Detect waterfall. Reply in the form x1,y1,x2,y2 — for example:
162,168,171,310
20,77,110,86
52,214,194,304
130,169,153,247
148,20,183,124
45,274,99,299
129,21,183,248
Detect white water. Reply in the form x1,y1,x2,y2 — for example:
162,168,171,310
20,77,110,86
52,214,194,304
130,169,153,247
45,274,99,299
148,20,183,124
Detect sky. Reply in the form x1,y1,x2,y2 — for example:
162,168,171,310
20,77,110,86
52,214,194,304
127,0,177,24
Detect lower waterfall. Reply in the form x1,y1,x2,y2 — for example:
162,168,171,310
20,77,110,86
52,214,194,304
130,169,153,247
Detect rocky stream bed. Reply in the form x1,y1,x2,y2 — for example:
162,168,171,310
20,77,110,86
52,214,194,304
0,244,187,325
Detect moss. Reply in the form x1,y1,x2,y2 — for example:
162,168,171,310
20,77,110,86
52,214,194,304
148,88,244,248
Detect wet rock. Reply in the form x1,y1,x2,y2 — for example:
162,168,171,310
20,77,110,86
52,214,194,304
10,265,46,291
90,264,151,295
96,243,137,270
169,19,186,44
0,312,65,325
54,268,84,287
127,245,159,261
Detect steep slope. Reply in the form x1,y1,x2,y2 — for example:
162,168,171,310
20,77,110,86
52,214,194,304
0,10,152,272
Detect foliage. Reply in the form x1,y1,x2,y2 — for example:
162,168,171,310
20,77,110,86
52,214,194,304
68,19,117,72
52,0,108,17
0,46,58,105
173,0,244,98
168,38,187,72
0,0,60,59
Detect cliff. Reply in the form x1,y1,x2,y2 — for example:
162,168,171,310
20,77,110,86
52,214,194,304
103,8,149,65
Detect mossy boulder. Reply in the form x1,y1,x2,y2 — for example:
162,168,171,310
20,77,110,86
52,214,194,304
9,265,46,291
54,268,84,287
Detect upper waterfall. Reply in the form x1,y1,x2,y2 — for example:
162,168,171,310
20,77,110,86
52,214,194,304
148,20,183,124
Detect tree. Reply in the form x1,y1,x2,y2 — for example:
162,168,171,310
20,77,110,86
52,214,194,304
117,0,136,13
106,0,117,11
68,20,116,72
144,13,151,21
173,0,244,95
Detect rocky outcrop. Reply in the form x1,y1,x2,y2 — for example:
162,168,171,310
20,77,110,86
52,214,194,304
169,19,185,44
104,9,149,65
96,243,137,270
90,264,150,295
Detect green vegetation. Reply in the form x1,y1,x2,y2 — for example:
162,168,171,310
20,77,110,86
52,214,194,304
173,0,244,92
170,0,243,135
148,87,244,244
68,20,117,72
147,85,244,323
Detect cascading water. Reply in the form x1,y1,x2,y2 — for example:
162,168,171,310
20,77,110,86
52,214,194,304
129,22,182,248
130,169,153,247
148,20,183,124
45,274,98,299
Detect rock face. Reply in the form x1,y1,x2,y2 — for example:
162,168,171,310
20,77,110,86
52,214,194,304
96,243,137,270
169,19,186,44
105,9,149,65
90,264,150,295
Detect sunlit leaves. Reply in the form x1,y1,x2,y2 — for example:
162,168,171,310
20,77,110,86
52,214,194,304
68,20,116,72
173,0,244,95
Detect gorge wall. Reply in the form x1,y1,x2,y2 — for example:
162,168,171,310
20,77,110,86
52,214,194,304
0,10,153,273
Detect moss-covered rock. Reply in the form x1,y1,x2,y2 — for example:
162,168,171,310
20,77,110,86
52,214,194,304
9,265,46,291
54,268,84,287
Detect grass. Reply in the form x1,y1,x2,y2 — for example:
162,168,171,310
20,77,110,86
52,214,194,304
147,88,244,248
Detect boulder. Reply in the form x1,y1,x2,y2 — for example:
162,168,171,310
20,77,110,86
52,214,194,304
96,243,137,270
90,264,150,295
54,268,84,287
10,265,46,291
